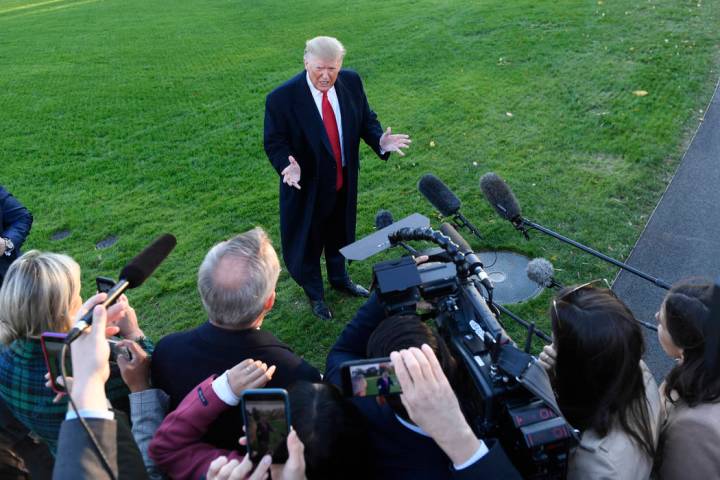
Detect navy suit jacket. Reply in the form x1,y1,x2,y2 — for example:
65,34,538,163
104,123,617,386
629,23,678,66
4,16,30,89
264,70,388,282
0,186,33,278
325,294,522,480
151,321,321,450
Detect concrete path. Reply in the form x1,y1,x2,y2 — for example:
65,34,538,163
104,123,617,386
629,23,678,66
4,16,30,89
613,79,720,380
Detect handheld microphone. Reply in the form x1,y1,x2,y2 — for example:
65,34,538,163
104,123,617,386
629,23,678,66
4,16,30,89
417,174,484,240
479,172,672,291
526,258,563,289
65,234,177,344
439,222,494,293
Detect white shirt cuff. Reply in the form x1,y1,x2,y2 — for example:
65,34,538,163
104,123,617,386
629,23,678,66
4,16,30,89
453,440,489,470
211,371,241,406
66,409,115,421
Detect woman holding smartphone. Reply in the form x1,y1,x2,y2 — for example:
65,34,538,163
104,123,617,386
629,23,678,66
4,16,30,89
0,250,148,454
654,280,720,478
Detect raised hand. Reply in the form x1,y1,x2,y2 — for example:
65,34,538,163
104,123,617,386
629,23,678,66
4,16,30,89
227,359,276,397
281,156,301,190
379,127,411,157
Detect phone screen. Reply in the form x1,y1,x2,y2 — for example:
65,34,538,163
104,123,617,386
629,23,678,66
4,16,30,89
41,334,72,392
242,390,290,464
96,276,115,294
342,358,402,397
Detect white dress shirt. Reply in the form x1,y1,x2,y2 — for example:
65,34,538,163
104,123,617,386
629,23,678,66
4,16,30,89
306,73,345,166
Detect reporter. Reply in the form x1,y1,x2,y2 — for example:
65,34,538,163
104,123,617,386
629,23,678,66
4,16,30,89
655,280,720,479
0,251,152,453
52,295,146,480
546,283,660,480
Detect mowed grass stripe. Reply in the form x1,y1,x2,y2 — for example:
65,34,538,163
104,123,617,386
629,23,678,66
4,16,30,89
1,0,718,365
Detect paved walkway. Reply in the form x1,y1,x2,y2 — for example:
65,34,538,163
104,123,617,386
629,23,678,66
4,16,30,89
614,79,720,380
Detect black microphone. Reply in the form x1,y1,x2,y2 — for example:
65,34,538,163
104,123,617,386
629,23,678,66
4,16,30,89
479,172,523,229
526,258,563,289
417,174,484,240
479,172,672,291
439,223,493,293
65,234,177,344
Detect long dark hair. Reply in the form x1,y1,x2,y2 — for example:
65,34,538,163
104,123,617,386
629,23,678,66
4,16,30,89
662,280,720,406
550,285,656,458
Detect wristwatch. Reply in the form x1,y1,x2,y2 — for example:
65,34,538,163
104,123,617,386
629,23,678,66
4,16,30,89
2,238,14,256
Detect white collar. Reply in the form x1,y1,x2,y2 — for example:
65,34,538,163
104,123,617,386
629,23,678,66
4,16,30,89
394,414,431,437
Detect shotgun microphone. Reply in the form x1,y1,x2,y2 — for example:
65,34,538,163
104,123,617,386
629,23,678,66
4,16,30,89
65,234,177,344
439,222,493,293
417,174,484,240
375,210,418,255
526,258,563,289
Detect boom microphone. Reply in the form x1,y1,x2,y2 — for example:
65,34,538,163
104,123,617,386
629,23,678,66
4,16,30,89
526,258,562,289
418,174,461,216
375,210,394,230
479,172,672,291
417,174,484,240
65,234,177,344
480,172,523,227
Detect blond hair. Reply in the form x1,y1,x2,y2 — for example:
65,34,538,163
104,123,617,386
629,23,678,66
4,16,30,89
0,250,81,344
304,36,346,61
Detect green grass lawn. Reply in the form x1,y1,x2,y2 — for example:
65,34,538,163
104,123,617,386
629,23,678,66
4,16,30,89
2,0,719,367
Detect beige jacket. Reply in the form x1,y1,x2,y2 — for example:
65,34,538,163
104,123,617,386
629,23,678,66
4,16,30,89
567,362,661,480
657,387,720,479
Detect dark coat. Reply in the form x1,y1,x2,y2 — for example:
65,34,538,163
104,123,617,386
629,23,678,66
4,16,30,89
0,186,33,279
264,69,388,282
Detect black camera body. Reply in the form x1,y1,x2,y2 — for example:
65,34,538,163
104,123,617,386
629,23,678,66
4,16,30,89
372,228,576,479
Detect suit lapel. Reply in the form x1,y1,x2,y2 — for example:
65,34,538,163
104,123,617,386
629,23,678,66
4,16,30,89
293,73,334,159
334,75,353,161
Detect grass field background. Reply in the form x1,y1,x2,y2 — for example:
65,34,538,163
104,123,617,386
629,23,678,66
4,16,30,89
2,0,719,366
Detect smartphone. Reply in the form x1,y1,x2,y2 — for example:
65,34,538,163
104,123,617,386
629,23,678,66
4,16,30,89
241,389,290,464
41,332,131,393
340,357,402,397
96,276,116,294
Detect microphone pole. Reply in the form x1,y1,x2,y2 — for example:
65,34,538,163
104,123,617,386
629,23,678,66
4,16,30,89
451,212,484,243
518,217,671,290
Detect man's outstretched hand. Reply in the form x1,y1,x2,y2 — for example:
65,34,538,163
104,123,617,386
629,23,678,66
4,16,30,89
281,156,301,190
379,127,411,157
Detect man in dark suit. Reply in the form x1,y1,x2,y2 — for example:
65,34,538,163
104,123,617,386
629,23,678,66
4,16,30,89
0,186,33,285
151,228,321,449
264,36,410,319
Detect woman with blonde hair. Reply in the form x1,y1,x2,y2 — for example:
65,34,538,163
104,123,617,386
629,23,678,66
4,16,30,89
0,250,149,454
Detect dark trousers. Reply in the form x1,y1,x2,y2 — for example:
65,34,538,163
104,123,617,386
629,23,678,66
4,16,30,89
302,179,350,301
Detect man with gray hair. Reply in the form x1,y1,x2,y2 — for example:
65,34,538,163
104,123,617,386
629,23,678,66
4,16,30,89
151,228,321,449
264,36,411,320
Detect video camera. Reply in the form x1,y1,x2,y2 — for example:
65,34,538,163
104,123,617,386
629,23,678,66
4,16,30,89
347,221,577,479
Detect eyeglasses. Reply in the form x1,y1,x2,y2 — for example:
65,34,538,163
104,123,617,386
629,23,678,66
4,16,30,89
552,278,612,327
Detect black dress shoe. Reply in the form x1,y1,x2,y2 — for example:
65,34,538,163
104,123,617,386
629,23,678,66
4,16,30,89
310,299,333,320
331,279,370,298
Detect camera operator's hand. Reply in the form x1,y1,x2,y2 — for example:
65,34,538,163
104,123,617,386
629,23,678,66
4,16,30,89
117,340,151,393
71,297,112,412
538,343,557,373
227,359,277,397
391,344,482,467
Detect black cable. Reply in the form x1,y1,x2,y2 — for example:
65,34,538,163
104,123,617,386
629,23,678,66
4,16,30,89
60,343,118,480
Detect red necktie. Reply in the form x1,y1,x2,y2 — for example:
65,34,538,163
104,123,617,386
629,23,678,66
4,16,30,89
322,91,343,190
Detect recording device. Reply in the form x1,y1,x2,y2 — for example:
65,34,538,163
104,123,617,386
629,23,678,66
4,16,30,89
341,213,429,261
480,172,672,290
65,234,177,344
96,276,116,294
241,389,290,464
344,222,576,478
40,332,130,393
340,358,402,397
417,174,484,241
375,210,418,256
526,258,562,289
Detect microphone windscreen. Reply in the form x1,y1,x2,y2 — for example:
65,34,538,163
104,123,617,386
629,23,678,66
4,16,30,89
479,173,522,221
440,223,472,253
417,174,461,217
375,209,394,230
120,234,177,288
526,258,554,288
